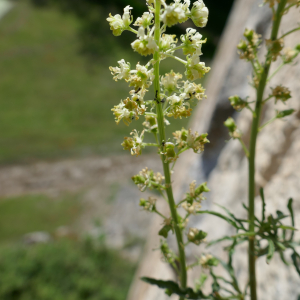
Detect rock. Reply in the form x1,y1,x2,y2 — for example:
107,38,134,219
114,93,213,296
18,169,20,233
22,231,52,245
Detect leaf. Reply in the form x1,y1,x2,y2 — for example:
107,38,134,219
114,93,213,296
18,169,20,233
158,225,173,238
266,239,275,264
207,236,234,247
287,198,295,241
260,188,266,222
197,210,240,229
279,251,289,266
215,203,246,230
141,277,210,299
278,225,297,231
291,252,300,276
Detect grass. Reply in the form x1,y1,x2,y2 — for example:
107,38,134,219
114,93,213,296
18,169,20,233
0,1,135,163
0,193,81,244
0,239,136,300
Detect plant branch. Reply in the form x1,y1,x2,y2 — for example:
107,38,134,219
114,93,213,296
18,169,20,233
247,2,287,300
153,1,187,297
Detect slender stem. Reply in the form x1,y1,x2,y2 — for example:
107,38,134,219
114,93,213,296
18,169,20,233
165,44,185,54
238,138,249,158
279,26,300,39
267,62,284,82
145,112,157,117
143,143,159,147
164,53,187,65
153,0,187,297
247,2,287,300
262,95,273,104
154,209,167,219
127,27,138,34
258,116,277,131
283,2,298,11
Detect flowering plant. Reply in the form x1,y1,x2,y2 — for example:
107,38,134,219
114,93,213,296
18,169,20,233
107,1,300,299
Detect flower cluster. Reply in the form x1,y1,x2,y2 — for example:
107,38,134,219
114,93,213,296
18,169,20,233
237,28,261,61
107,6,133,36
132,167,165,192
282,44,300,63
121,129,145,156
187,228,207,245
139,196,157,212
271,85,291,103
173,128,209,153
229,95,248,111
111,98,146,125
266,38,284,62
199,254,218,268
181,181,209,215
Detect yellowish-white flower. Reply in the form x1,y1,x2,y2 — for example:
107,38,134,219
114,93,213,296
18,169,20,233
112,98,146,125
181,28,206,55
134,12,154,27
190,0,209,28
160,34,178,53
131,27,158,56
128,63,155,89
109,59,131,82
130,129,145,156
166,94,192,119
161,71,182,93
199,254,213,268
185,54,210,81
129,87,147,104
107,5,133,36
182,201,201,214
132,167,165,192
181,81,205,101
161,0,190,27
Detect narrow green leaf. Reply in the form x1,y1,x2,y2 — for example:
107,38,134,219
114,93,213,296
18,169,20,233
215,203,246,230
279,251,289,266
291,252,300,276
275,241,286,250
207,236,234,247
197,210,239,229
260,188,266,222
141,277,210,299
266,239,275,264
287,198,295,241
278,225,297,231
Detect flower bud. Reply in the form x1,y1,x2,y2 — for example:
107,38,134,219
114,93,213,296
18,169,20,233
190,0,209,28
199,254,218,268
163,142,178,163
187,228,207,245
229,95,247,111
224,117,241,139
276,109,295,119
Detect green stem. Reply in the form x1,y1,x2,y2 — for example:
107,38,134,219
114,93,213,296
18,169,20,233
143,143,159,147
267,62,284,82
258,116,277,131
279,26,300,39
164,53,187,65
247,2,287,300
238,138,249,158
153,0,187,297
165,44,185,53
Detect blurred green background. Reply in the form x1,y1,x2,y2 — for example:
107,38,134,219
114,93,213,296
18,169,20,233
0,0,234,299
